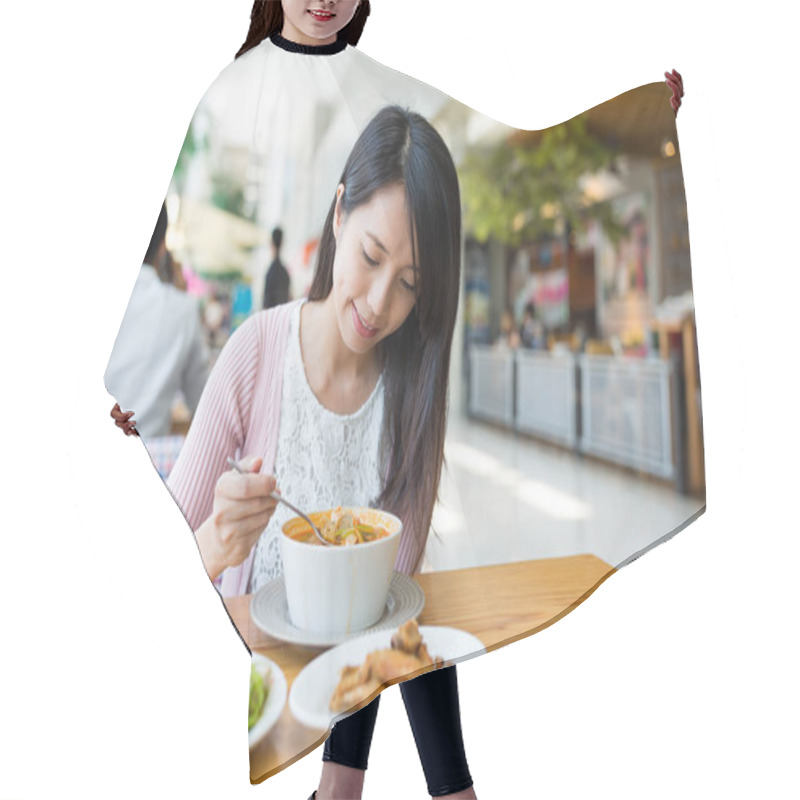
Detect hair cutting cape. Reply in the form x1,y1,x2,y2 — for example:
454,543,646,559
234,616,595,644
105,35,703,783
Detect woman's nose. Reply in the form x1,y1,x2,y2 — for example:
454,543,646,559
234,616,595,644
367,273,393,319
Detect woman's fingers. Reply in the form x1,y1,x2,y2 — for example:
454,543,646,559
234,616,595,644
236,455,263,474
664,70,683,96
216,492,280,524
665,68,684,115
111,403,133,420
211,495,280,561
212,466,279,548
665,76,683,98
202,460,282,570
111,403,138,435
118,418,138,435
235,507,280,548
217,468,276,501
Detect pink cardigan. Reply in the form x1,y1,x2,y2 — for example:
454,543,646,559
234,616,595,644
166,299,425,596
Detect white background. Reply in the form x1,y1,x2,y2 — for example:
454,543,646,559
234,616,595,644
2,1,797,798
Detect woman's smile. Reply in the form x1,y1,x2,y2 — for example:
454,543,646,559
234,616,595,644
308,8,335,23
351,302,380,339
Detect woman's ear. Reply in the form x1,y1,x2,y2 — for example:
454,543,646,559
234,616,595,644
332,184,346,241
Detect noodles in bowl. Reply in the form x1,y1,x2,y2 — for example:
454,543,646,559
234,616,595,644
280,507,402,635
284,507,393,546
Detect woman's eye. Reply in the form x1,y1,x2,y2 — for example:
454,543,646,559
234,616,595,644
361,247,379,267
401,279,417,294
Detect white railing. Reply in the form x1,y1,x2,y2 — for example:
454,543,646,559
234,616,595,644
467,346,675,482
579,355,674,479
515,350,577,447
468,346,515,427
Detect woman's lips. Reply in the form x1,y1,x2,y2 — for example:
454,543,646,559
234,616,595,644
308,9,335,22
351,303,379,339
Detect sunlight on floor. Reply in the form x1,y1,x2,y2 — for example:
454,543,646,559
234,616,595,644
445,441,592,520
423,415,704,573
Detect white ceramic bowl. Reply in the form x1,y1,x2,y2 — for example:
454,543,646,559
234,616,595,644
280,508,402,636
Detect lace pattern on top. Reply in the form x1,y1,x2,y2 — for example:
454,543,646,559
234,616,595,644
249,301,385,593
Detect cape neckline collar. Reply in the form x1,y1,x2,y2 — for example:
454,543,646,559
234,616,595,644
270,32,347,55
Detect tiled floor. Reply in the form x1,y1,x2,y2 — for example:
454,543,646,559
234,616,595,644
422,410,705,573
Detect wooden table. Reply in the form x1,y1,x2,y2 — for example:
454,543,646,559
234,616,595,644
227,553,613,784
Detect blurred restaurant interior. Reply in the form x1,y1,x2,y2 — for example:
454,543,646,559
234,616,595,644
148,80,704,573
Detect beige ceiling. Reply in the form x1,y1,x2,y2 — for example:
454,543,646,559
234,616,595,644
507,82,679,159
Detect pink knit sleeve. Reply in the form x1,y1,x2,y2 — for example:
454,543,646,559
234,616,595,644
166,315,263,532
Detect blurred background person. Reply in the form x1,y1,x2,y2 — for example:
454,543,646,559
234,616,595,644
162,249,187,291
496,308,520,349
262,225,290,309
105,201,210,439
519,302,546,350
202,291,229,350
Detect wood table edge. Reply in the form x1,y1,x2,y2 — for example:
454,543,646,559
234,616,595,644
482,561,616,653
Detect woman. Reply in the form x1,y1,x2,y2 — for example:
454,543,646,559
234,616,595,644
166,102,473,799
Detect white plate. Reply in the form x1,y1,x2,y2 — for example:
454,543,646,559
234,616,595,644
248,653,288,749
289,626,486,731
249,571,425,648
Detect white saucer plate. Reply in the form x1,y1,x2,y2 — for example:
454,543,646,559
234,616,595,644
248,653,288,749
289,626,486,730
249,571,425,648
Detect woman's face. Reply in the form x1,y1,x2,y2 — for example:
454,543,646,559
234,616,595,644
281,0,361,46
331,183,419,357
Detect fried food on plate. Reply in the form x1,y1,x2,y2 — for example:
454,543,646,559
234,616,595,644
329,620,446,712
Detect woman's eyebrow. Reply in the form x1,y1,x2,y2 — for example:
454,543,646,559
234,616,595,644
365,232,419,273
365,231,389,255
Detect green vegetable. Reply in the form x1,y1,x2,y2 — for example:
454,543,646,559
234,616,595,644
357,524,375,542
339,527,362,545
248,664,268,730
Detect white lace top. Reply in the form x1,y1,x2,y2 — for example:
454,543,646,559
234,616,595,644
249,301,386,593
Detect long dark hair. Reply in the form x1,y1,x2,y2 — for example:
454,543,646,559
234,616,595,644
144,201,168,266
236,1,371,59
309,106,462,570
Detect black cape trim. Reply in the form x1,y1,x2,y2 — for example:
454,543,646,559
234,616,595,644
270,33,347,55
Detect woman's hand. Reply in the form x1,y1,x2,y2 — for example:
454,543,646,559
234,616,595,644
195,456,279,581
110,403,138,436
665,68,684,115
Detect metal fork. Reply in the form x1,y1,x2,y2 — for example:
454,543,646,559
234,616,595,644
226,457,331,546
